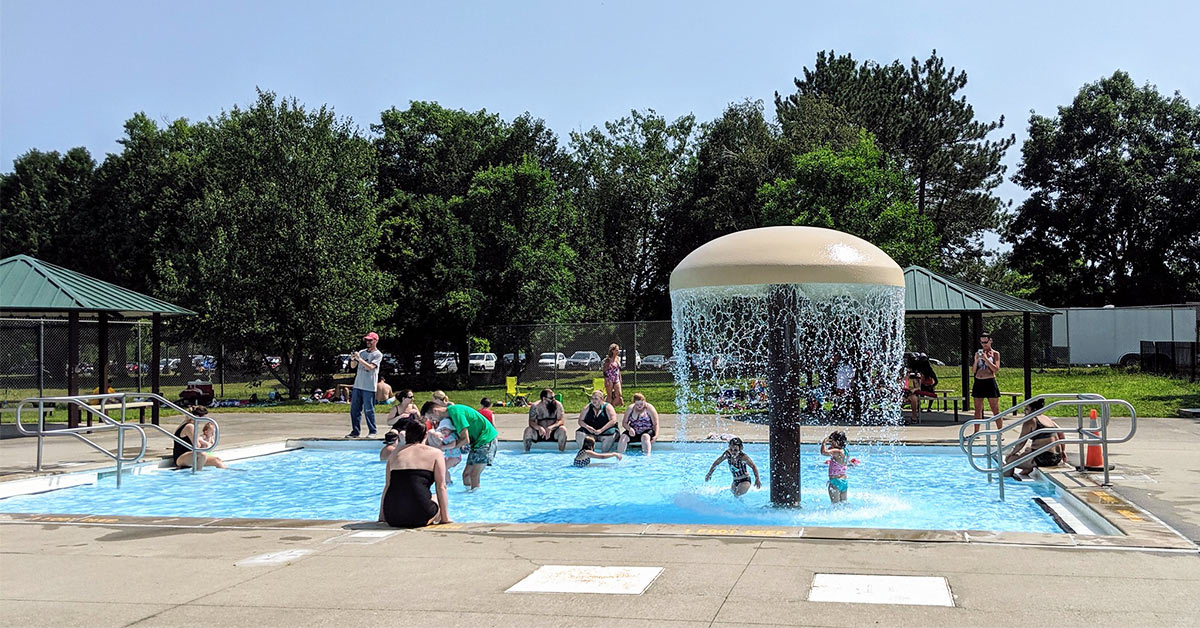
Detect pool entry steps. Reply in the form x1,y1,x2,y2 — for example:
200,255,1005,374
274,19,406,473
12,392,219,485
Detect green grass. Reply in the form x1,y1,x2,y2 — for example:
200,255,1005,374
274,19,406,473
4,367,1195,422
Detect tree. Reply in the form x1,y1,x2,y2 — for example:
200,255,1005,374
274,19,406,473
757,131,938,268
0,147,96,261
568,110,697,320
1008,71,1200,306
778,50,1015,268
152,91,391,397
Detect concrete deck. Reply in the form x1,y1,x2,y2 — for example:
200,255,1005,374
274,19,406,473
2,410,1199,626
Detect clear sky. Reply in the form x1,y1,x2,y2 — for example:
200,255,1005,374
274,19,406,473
3,0,1198,236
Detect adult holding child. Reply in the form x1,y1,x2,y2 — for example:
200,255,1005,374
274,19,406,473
618,393,659,456
347,332,383,438
524,388,567,452
379,418,451,528
576,389,620,452
971,332,1002,433
422,399,497,490
601,343,624,407
173,406,226,470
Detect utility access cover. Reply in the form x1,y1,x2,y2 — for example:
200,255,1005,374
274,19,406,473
808,574,954,606
507,565,663,595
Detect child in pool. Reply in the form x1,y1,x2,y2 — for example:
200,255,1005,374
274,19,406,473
573,436,623,467
426,418,462,484
704,437,761,496
820,430,858,503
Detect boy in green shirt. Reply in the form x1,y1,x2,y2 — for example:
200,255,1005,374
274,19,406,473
422,400,497,489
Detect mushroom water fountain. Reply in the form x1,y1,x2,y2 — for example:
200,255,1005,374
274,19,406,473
669,226,906,506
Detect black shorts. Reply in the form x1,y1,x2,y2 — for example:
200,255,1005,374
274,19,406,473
529,424,565,441
576,426,619,438
972,378,1000,399
1034,451,1062,467
625,429,656,440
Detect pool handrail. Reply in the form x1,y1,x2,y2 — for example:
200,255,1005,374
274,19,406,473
14,392,220,484
957,393,1136,500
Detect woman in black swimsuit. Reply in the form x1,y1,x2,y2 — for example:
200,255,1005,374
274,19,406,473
575,390,620,452
173,406,226,469
379,418,451,528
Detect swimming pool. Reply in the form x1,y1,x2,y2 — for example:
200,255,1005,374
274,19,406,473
0,442,1081,534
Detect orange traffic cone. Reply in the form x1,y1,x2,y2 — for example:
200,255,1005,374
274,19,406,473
1083,409,1113,471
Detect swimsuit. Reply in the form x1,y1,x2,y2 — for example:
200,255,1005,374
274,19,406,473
573,454,591,468
828,452,849,492
628,410,655,439
727,453,750,486
577,403,618,437
1030,419,1063,466
381,468,439,528
603,361,620,385
172,423,193,465
972,354,1000,399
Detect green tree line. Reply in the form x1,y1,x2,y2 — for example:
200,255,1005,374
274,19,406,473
3,52,1197,396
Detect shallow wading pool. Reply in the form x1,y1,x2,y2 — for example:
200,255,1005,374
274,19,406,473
0,442,1106,534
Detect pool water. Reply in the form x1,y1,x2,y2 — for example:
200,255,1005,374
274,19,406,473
0,443,1063,533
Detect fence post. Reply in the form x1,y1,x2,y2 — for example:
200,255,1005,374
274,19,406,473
136,322,143,393
219,344,225,399
632,322,639,387
553,323,559,389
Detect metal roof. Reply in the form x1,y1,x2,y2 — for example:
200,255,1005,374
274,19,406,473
903,265,1059,317
0,255,195,318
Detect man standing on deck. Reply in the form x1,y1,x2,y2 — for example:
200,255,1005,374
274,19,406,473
347,332,383,438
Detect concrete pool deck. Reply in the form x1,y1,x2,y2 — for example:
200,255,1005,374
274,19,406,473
2,411,1199,626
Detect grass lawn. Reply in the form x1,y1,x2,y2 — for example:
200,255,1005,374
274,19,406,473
3,367,1194,422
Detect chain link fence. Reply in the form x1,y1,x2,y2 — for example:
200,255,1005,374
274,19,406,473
904,314,1059,372
0,318,291,410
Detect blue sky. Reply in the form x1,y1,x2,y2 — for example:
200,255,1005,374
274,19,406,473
3,0,1198,242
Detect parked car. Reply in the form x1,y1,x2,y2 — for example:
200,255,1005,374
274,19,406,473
158,358,181,373
619,349,642,369
433,351,458,373
382,353,401,374
538,352,567,370
334,354,352,372
469,352,497,371
263,356,282,370
664,355,682,371
641,354,667,369
567,350,602,369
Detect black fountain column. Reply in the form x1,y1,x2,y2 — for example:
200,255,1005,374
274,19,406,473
766,285,802,506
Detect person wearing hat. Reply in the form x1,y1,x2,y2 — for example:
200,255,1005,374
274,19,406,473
347,332,384,437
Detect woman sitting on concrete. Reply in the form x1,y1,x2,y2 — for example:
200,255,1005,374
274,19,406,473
379,418,451,528
173,406,226,470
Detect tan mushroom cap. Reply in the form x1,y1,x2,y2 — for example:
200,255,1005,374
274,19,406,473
669,226,904,291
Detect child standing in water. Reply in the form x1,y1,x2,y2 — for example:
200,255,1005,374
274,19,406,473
821,430,856,503
573,436,623,467
704,437,761,496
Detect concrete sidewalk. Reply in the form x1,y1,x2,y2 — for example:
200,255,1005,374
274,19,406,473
2,411,1199,627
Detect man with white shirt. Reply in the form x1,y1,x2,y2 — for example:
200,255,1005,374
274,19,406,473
347,332,383,438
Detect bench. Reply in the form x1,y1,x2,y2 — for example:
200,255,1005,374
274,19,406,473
83,400,156,425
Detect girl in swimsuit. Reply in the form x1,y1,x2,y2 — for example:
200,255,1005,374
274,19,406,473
602,343,623,407
573,435,623,467
820,430,857,503
704,437,761,496
379,418,451,528
617,393,659,456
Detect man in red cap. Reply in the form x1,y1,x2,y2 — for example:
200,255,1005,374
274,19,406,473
347,332,384,437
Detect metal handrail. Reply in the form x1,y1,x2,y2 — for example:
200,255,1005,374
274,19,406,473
957,393,1137,500
15,394,148,487
14,392,220,484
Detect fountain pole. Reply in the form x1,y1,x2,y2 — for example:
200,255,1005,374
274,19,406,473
766,285,802,506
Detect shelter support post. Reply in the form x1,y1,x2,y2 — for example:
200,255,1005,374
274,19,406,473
960,313,970,413
1023,313,1032,400
152,314,161,425
93,312,109,427
68,312,79,428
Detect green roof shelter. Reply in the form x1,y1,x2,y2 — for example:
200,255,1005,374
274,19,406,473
0,255,195,426
904,265,1060,410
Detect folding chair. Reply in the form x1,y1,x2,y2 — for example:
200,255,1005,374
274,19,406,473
505,376,529,406
581,377,605,398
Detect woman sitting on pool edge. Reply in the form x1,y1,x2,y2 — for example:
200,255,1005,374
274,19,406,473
173,406,226,470
576,389,620,452
379,418,451,528
617,393,660,456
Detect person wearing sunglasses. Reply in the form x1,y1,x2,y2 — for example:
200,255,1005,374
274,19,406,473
971,332,1002,433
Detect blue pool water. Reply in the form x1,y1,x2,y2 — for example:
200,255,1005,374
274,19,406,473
0,443,1062,533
